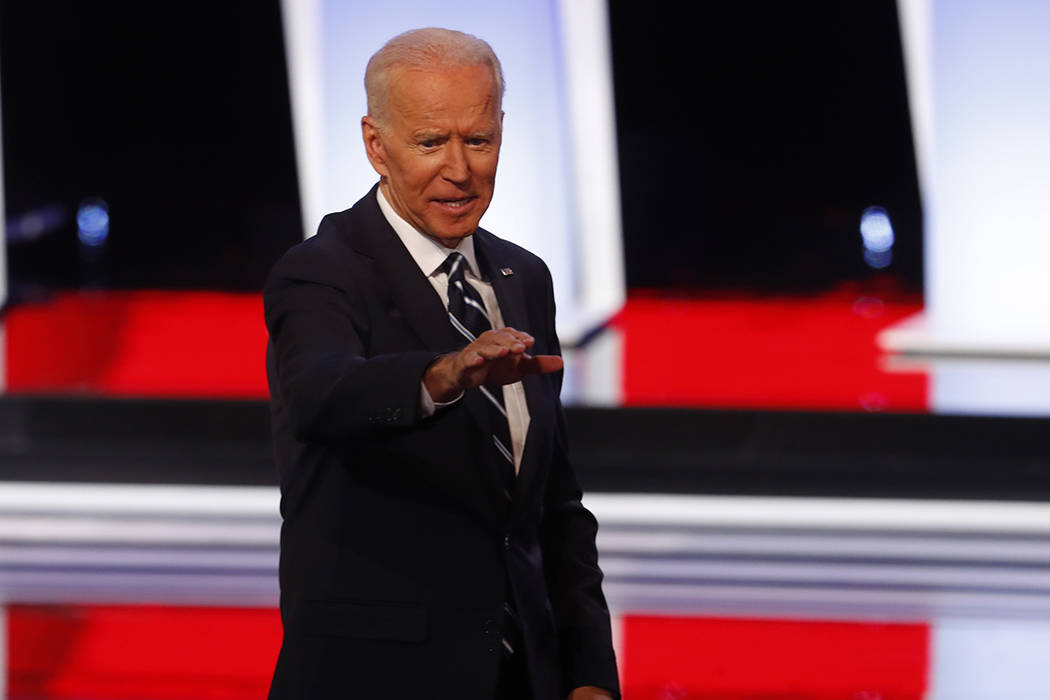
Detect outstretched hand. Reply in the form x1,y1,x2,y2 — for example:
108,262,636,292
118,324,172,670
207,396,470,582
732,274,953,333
424,327,563,403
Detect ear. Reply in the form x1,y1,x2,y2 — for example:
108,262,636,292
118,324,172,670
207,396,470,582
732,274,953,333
361,116,390,177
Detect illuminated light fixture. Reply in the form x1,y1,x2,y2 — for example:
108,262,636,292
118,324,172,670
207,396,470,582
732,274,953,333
77,198,110,247
860,206,894,270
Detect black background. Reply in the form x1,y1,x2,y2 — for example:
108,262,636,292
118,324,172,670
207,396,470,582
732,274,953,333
610,1,921,292
2,1,920,295
1,0,302,291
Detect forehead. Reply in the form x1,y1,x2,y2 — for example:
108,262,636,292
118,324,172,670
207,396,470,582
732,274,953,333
387,63,500,127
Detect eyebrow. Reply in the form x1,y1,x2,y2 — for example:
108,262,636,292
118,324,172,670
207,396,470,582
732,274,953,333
411,128,496,143
413,131,445,141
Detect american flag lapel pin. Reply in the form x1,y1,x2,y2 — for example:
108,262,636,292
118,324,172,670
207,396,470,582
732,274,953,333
500,267,514,277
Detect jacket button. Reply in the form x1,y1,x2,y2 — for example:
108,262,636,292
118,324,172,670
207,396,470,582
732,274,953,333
483,617,497,652
504,535,510,550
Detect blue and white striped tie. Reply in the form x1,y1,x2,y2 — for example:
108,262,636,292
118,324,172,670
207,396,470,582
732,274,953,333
443,252,523,659
442,252,516,499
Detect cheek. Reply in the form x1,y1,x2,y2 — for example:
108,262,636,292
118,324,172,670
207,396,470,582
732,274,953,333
406,164,441,192
485,155,500,179
473,158,499,186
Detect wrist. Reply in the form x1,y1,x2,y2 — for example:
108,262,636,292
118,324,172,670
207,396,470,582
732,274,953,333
423,353,462,403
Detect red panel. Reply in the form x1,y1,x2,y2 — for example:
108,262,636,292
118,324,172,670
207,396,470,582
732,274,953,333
620,614,929,700
614,289,927,411
5,607,929,699
3,288,925,410
7,604,281,699
4,290,268,398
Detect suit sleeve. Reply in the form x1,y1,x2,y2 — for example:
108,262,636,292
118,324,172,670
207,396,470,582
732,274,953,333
264,222,439,447
536,265,621,698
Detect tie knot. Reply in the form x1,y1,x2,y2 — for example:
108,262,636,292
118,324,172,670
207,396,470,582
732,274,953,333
442,252,467,281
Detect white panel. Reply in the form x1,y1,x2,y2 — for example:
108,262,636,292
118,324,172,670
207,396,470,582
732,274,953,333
279,0,324,244
931,358,1050,417
930,619,1050,700
894,0,1050,358
562,325,622,406
928,0,1050,347
4,483,1050,626
0,482,278,515
555,0,625,335
279,1,625,344
585,493,1050,533
896,0,932,202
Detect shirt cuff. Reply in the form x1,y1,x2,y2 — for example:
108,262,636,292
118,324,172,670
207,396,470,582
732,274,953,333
420,380,464,418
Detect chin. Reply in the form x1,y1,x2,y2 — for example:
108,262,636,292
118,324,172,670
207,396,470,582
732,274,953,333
432,221,479,243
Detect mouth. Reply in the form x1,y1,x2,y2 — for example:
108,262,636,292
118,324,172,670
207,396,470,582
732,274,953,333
433,195,478,210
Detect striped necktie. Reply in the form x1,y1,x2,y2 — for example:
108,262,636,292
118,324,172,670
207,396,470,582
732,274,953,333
441,252,516,498
442,252,523,660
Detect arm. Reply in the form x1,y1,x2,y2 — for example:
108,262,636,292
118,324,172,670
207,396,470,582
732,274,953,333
541,403,620,698
265,236,562,446
264,241,438,446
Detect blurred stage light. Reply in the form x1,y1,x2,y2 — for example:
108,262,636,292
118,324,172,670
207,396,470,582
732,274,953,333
6,204,67,244
76,199,109,247
860,206,894,252
864,249,892,269
860,206,894,269
852,295,885,319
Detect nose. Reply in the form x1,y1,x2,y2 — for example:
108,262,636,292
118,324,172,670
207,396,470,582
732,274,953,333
441,141,470,183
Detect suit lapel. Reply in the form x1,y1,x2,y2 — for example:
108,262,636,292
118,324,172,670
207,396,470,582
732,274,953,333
349,188,461,353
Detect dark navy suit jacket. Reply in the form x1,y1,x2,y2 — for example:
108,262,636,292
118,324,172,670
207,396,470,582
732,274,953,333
264,186,619,699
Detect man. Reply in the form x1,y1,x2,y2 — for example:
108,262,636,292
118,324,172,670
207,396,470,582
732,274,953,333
264,28,619,699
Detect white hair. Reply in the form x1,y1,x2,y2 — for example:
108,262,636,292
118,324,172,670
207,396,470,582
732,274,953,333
365,27,505,129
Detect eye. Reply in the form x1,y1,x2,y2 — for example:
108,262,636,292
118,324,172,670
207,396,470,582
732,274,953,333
468,137,488,147
419,139,437,149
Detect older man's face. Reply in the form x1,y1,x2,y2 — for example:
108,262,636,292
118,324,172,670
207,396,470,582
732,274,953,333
363,63,502,248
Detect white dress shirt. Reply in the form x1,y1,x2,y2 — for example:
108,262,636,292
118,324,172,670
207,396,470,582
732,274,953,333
376,186,530,473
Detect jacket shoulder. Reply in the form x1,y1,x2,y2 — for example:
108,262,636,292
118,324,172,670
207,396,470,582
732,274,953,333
266,200,368,290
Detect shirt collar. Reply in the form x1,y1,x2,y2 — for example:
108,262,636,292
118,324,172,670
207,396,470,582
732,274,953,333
376,185,481,279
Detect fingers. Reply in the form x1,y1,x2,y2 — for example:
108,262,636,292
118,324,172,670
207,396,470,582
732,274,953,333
491,327,534,350
453,329,552,389
518,354,564,375
472,328,534,359
460,349,487,367
501,327,535,348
